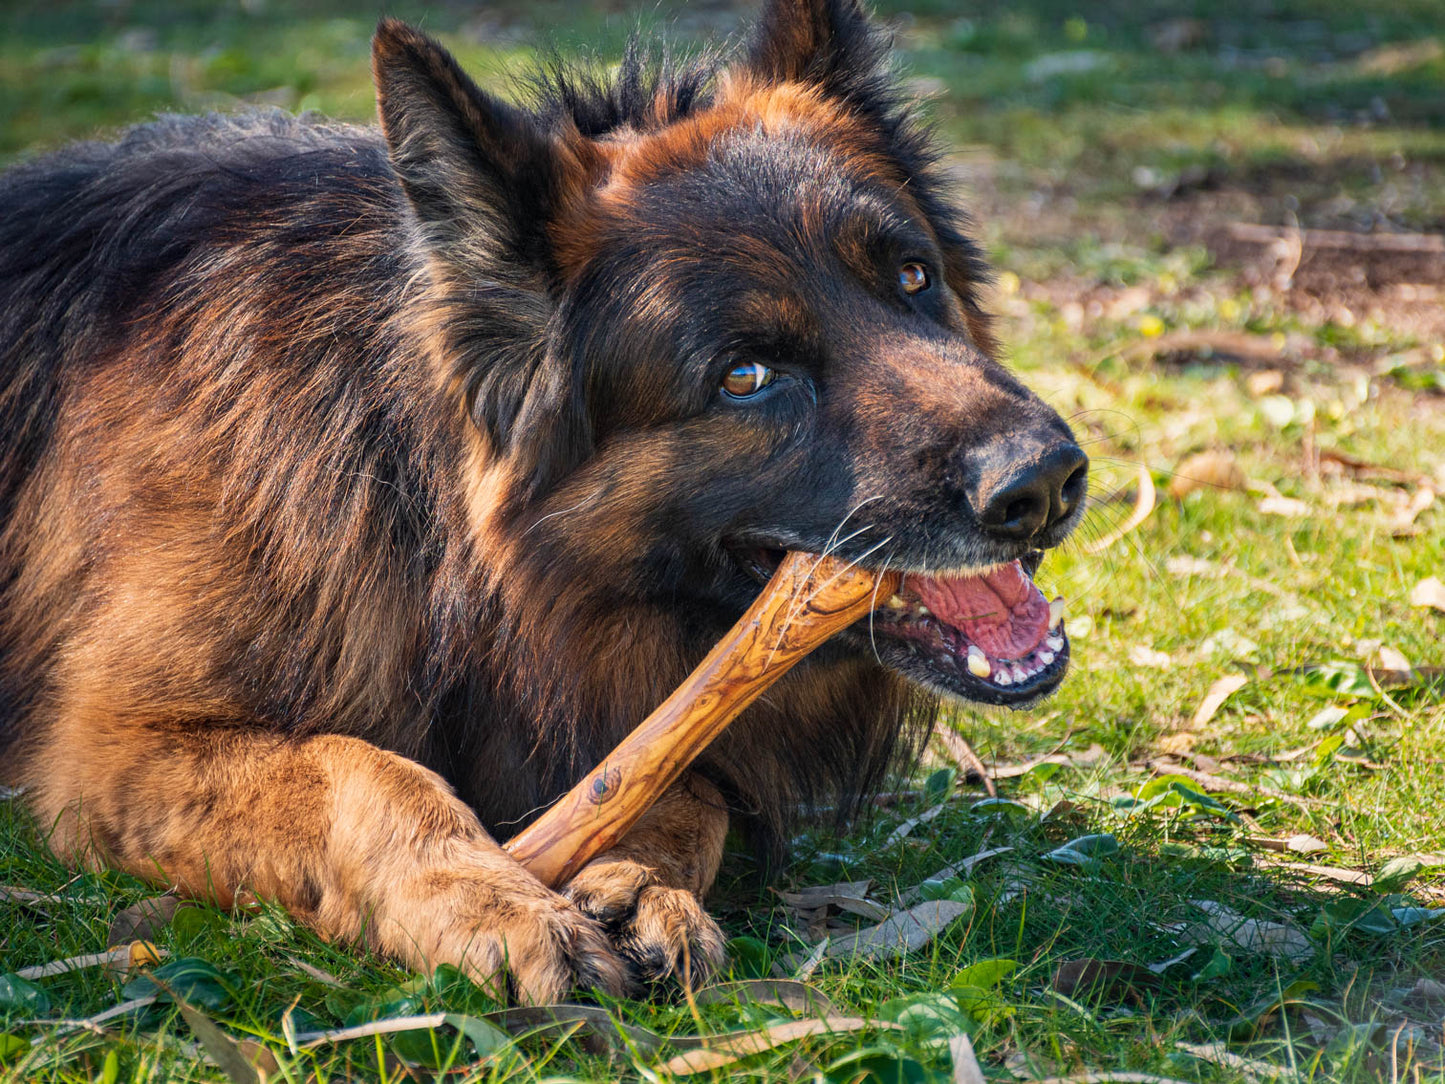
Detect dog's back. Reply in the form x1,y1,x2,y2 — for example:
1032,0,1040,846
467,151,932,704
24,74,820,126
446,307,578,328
0,112,451,772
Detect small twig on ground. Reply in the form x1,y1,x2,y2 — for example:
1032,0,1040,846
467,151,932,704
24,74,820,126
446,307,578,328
934,728,997,797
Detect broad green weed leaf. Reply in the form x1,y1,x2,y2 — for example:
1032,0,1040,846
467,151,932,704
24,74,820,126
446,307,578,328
170,907,226,942
342,986,425,1027
1226,979,1319,1041
920,878,975,905
1044,833,1120,867
880,991,975,1045
0,973,50,1015
1190,945,1232,982
952,958,1017,990
967,798,1031,822
923,767,956,802
122,957,235,1012
0,1034,30,1065
1375,855,1425,892
826,1049,930,1084
725,936,773,979
1391,906,1445,928
1311,897,1398,938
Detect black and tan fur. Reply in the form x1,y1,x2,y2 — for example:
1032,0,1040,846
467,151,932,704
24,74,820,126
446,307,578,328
0,0,1083,1000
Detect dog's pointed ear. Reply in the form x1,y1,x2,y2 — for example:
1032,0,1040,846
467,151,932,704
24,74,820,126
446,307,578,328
373,20,593,500
743,0,890,103
373,19,558,264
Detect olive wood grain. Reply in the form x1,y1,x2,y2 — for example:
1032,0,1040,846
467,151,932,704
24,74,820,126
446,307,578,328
504,551,901,888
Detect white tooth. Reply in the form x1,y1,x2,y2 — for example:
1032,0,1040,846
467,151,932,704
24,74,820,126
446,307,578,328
1046,635,1064,652
886,595,907,610
1048,597,1065,628
966,648,991,678
1012,666,1027,684
995,670,1013,686
917,605,930,616
1038,649,1055,665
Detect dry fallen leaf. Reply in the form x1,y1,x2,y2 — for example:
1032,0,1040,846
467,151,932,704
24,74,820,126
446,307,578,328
695,980,840,1017
819,899,972,963
1390,487,1435,536
1176,1041,1299,1084
777,888,889,922
1156,732,1196,757
951,1033,986,1084
1050,959,1159,1004
1191,673,1248,728
1257,494,1311,518
1168,451,1246,499
661,1017,903,1075
882,801,948,848
1375,645,1413,674
1180,900,1313,965
16,942,166,981
109,895,183,947
1128,644,1173,669
1410,576,1445,614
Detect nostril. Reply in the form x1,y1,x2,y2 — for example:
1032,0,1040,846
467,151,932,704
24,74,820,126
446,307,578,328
973,443,1088,542
980,481,1049,539
1059,463,1088,517
1003,495,1042,530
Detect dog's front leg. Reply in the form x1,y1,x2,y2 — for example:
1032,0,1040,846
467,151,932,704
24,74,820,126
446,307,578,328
560,772,729,987
30,729,627,1003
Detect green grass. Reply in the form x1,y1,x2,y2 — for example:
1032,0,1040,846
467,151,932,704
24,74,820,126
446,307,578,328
3,0,1445,1081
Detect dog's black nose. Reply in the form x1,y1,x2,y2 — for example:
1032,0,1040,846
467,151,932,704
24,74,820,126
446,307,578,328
974,441,1088,541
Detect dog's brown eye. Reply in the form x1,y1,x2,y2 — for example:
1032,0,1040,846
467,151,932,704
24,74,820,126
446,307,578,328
899,262,930,295
721,361,776,398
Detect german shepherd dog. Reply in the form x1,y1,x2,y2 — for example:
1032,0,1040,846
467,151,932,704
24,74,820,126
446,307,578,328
0,0,1086,1001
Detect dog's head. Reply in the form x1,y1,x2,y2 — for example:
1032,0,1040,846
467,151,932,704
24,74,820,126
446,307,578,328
374,0,1086,711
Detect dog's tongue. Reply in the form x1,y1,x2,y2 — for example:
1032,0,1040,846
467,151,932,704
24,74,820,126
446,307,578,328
907,560,1051,661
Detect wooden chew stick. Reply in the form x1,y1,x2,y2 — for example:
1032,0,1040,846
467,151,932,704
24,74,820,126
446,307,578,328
504,551,901,888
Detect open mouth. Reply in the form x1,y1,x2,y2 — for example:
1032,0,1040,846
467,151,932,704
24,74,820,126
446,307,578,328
733,547,1069,707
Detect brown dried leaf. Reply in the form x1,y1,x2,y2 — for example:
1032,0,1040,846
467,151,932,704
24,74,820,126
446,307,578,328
694,980,840,1017
882,802,947,847
662,1017,902,1075
109,896,182,947
1156,732,1196,757
17,942,165,981
1191,673,1248,728
1051,959,1160,1004
1128,644,1173,669
951,1033,986,1084
1168,451,1245,499
1257,494,1311,518
819,900,972,962
1410,576,1445,614
1176,1041,1298,1084
1180,900,1313,965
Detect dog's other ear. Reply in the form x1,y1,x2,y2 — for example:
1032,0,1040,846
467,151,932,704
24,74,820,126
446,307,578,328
743,0,891,105
373,19,565,267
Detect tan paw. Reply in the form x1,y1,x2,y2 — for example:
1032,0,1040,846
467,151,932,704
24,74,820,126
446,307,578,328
408,879,629,1004
565,862,726,989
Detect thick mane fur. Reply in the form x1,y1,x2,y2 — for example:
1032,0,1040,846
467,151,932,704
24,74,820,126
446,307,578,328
0,97,933,868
